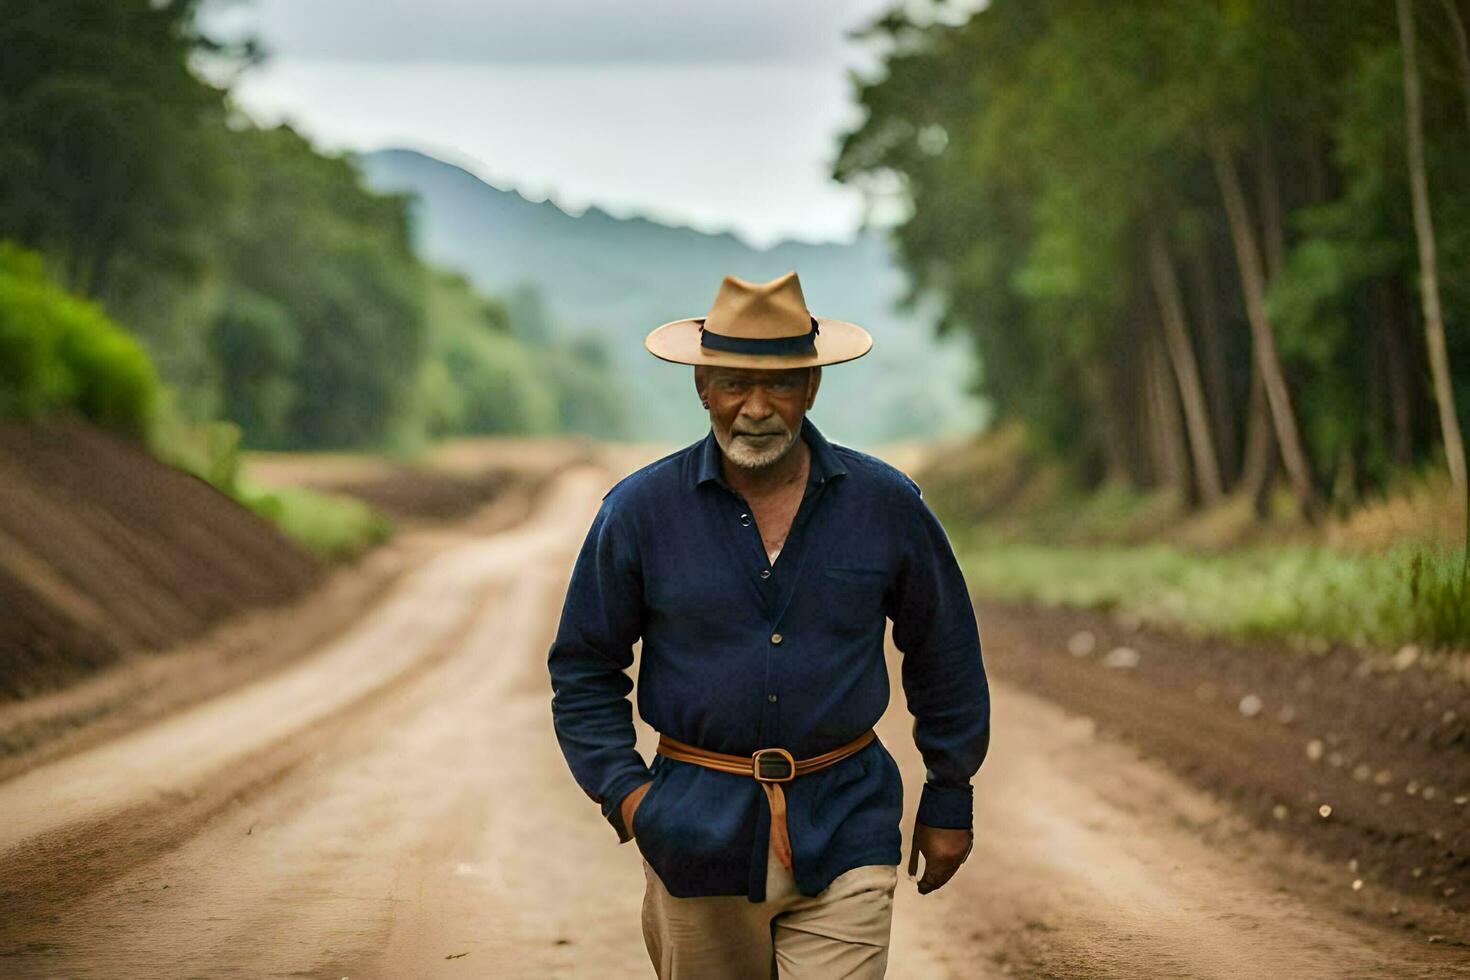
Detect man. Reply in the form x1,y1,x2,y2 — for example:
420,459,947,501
547,271,990,978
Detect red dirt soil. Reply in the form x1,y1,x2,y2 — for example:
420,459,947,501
0,420,321,701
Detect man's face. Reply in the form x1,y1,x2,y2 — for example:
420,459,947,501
697,366,820,470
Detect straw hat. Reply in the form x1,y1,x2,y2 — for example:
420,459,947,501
644,271,873,369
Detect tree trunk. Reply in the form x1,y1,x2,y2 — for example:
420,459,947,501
1378,281,1415,466
1148,223,1225,505
1258,128,1286,282
1238,356,1279,517
1442,0,1470,132
1189,246,1239,488
1093,355,1140,487
1146,321,1191,499
1209,132,1321,522
1401,0,1470,502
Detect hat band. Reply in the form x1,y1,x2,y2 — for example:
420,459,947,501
698,317,820,356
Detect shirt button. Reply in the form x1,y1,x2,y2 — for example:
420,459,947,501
771,633,783,645
759,569,771,579
739,513,752,526
767,693,778,703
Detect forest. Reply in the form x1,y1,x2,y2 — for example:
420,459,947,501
837,0,1469,523
0,0,622,456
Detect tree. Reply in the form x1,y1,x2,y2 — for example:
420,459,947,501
1399,0,1468,502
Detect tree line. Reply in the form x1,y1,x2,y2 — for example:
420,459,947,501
0,0,624,450
836,0,1469,521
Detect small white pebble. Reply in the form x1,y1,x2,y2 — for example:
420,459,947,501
1238,694,1263,718
1393,645,1420,670
1406,781,1420,796
1348,858,1359,872
1306,739,1325,762
1454,796,1467,806
1374,769,1393,786
1352,879,1363,891
1352,764,1372,782
1272,804,1289,821
1422,786,1438,801
1067,630,1096,657
1102,646,1140,669
1319,804,1333,818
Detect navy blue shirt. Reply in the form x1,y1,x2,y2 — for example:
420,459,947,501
547,416,990,902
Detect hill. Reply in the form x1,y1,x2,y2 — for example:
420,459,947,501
357,148,984,447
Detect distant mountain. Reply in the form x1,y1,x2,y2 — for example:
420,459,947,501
358,148,983,447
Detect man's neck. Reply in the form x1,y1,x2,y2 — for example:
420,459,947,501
721,432,811,499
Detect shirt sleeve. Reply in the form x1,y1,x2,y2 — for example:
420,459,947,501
547,493,653,844
885,477,991,830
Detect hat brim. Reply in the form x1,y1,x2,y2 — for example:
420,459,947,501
644,316,873,369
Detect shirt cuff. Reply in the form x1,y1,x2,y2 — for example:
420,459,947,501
602,770,654,844
916,781,973,830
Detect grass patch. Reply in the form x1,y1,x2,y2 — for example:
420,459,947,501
240,482,393,562
957,537,1470,654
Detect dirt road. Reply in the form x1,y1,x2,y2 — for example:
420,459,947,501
1,455,1464,978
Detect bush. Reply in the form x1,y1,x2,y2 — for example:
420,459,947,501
0,242,158,438
240,482,394,562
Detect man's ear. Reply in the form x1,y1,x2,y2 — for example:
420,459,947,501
805,366,822,410
693,366,709,404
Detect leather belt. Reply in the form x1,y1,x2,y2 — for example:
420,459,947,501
655,728,877,870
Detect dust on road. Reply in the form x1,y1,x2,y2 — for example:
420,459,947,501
0,453,1464,978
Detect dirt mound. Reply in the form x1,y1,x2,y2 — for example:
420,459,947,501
0,419,321,700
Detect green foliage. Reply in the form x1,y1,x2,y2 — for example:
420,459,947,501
1393,545,1470,652
836,0,1469,502
0,241,158,437
147,404,245,496
213,126,429,450
956,538,1470,655
240,482,394,563
1,2,611,454
0,1,234,299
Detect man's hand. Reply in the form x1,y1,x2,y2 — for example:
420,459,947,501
906,823,974,894
620,780,654,836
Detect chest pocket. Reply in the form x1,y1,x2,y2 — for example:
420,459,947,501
820,564,889,629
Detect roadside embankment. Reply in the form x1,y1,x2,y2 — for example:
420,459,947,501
0,424,594,777
0,420,321,701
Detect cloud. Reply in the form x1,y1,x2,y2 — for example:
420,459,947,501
206,0,897,65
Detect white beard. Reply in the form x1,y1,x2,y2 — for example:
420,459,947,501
715,421,798,469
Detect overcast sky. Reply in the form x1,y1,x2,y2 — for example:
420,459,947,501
207,0,920,247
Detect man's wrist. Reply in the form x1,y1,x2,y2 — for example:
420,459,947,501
916,781,973,830
603,770,655,844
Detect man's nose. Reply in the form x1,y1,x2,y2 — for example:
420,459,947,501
742,387,774,419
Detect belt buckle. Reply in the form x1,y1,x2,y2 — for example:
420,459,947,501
752,747,796,783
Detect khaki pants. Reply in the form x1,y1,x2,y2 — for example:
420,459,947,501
640,837,899,979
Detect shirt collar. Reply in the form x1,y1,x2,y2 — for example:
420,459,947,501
692,416,847,491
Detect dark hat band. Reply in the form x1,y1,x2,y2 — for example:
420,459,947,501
698,317,819,356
